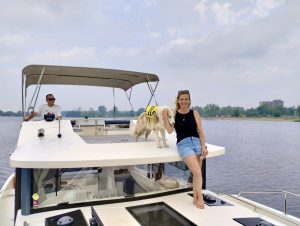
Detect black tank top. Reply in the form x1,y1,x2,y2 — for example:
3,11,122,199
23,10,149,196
174,110,199,143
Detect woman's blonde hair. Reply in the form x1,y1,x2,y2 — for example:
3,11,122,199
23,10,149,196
175,90,191,112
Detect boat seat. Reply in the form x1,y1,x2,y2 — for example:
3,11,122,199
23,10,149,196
97,167,117,198
71,120,82,132
104,119,130,125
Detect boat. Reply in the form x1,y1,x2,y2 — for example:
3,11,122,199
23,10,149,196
0,64,300,226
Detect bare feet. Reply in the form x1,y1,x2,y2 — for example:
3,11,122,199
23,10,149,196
197,198,205,209
193,197,205,209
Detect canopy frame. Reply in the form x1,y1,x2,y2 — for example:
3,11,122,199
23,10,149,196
21,65,160,118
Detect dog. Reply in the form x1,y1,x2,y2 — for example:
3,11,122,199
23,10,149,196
132,105,175,148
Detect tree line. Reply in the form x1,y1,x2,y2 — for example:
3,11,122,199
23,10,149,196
192,104,299,118
0,110,22,117
1,104,300,118
63,104,300,118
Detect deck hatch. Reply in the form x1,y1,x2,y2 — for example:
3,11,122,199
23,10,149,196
188,193,233,206
126,202,197,226
233,217,276,226
44,209,88,226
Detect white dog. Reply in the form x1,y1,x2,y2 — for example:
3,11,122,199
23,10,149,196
132,106,175,148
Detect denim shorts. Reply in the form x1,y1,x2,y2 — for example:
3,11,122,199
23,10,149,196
176,137,202,159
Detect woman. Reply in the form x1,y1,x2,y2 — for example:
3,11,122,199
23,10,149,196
163,90,208,209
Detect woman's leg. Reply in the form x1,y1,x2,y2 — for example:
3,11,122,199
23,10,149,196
184,155,204,208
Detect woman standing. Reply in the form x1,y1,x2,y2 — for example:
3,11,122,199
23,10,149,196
163,90,208,209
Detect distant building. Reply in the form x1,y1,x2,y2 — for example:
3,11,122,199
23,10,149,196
259,99,284,107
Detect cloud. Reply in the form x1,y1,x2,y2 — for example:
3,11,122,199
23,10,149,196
123,4,132,12
211,2,232,26
194,0,284,28
251,0,285,18
0,34,29,48
195,0,207,21
0,0,299,111
29,47,97,65
143,0,157,7
103,46,143,58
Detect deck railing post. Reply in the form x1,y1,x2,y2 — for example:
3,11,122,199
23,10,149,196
202,158,206,189
284,192,287,214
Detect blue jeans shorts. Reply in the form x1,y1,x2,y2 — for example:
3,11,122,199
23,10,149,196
176,137,202,159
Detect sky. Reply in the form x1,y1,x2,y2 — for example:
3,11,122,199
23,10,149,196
0,0,299,112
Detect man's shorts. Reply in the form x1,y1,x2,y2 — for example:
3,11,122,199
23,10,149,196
176,136,202,159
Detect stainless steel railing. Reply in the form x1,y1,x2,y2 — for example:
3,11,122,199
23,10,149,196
237,191,300,215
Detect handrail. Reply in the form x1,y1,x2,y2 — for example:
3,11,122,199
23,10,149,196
237,191,300,215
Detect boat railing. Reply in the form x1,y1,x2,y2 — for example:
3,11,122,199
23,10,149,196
237,191,300,215
70,118,132,135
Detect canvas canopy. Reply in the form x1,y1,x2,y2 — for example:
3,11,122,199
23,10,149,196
22,65,159,91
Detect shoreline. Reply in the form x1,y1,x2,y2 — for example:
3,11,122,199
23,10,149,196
0,115,299,122
203,117,299,122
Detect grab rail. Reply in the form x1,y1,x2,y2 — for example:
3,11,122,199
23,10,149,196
237,191,300,215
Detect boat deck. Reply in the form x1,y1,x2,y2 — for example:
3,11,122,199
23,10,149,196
14,190,300,226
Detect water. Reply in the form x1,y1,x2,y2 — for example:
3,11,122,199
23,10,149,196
0,117,21,185
0,117,299,217
204,119,300,218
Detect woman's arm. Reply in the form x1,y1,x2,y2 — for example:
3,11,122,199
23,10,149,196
162,109,175,134
193,110,208,157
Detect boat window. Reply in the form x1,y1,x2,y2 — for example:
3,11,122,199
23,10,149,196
126,202,197,226
31,162,191,210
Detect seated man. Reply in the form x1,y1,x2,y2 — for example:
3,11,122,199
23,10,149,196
25,94,62,121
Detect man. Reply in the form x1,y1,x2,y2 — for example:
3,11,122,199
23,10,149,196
24,94,62,121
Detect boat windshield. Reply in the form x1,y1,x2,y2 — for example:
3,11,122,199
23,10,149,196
31,162,191,210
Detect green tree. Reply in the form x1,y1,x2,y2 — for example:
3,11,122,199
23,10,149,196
218,106,232,117
272,106,284,117
203,104,220,117
136,108,145,116
285,107,295,116
233,109,240,117
257,104,272,116
192,106,203,116
245,108,259,117
297,106,300,117
62,110,81,117
98,105,107,117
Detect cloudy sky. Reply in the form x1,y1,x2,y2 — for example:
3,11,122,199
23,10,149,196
0,0,299,112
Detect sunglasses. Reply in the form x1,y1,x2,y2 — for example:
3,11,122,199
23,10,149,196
178,90,190,95
47,98,56,101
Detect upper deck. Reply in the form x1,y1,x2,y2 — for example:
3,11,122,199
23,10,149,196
10,119,225,168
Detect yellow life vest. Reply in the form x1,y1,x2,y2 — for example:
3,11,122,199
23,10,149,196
146,105,159,122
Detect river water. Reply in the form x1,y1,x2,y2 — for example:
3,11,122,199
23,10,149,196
0,117,299,217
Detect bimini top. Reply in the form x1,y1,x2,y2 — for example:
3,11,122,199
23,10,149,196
22,65,159,91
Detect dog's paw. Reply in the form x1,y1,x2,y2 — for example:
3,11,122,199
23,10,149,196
163,144,169,148
157,144,163,148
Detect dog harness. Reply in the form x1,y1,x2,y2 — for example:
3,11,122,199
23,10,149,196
146,105,159,122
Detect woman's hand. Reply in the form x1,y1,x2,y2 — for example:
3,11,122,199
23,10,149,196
162,109,169,120
162,109,174,134
202,146,208,158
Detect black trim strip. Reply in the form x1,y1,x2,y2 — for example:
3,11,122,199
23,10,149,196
14,168,21,223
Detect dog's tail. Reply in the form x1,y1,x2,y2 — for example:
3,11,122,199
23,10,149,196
131,112,147,136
